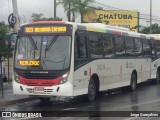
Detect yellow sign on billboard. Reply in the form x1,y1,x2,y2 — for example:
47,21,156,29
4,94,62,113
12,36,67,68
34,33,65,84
83,10,139,32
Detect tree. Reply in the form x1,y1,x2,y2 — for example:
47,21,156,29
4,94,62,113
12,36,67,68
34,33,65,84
75,0,95,23
31,13,62,22
57,0,95,23
31,13,44,22
140,23,160,34
57,0,77,21
41,17,62,21
0,22,12,61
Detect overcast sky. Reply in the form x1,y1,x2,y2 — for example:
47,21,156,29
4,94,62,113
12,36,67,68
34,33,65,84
0,0,160,26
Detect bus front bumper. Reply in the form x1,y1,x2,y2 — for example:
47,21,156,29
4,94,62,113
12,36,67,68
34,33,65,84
13,81,73,96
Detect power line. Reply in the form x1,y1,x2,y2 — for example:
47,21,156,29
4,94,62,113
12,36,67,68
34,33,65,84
94,1,160,18
91,1,160,22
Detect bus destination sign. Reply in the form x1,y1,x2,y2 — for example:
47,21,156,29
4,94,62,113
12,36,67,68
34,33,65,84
24,26,67,33
19,60,40,66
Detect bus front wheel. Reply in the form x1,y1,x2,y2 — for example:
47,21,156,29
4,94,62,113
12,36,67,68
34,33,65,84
88,79,96,102
130,72,137,91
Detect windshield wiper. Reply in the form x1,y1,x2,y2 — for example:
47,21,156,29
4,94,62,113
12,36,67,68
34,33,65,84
29,37,38,50
45,35,58,51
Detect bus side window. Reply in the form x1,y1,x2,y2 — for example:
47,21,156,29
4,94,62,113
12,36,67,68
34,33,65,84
125,37,134,57
142,39,151,57
134,38,143,57
156,41,160,58
78,36,88,58
151,41,156,59
74,34,78,59
89,33,103,58
102,34,115,58
114,35,125,58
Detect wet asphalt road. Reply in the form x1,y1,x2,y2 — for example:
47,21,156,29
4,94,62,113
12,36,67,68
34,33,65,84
1,81,160,120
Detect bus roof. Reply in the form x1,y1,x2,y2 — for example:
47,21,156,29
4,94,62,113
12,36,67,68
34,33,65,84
20,21,154,40
23,21,65,25
148,34,160,40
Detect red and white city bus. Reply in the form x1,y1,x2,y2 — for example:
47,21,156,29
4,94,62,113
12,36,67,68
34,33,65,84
13,21,153,101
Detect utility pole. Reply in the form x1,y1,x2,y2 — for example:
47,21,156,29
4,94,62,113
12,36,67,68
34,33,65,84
150,0,152,34
54,0,57,19
68,1,71,22
12,0,20,33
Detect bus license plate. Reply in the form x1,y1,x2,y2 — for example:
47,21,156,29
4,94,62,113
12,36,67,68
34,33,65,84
34,87,44,92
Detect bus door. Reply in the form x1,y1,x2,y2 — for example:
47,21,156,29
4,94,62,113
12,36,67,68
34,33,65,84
141,39,151,82
74,31,89,95
151,40,157,79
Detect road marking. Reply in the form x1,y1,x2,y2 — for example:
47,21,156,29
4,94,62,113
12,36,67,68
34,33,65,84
57,117,72,120
123,117,139,120
108,99,160,110
61,108,76,110
19,117,36,120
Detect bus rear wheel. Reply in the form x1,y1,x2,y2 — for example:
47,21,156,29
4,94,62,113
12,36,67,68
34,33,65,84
130,72,137,91
88,79,96,102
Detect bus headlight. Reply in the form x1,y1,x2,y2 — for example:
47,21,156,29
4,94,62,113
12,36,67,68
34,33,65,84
14,72,20,83
59,72,69,84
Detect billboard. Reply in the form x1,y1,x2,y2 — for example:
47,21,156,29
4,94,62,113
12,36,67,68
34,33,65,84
83,10,139,32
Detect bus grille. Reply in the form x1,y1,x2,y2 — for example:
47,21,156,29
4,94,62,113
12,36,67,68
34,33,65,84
20,73,58,79
19,76,61,86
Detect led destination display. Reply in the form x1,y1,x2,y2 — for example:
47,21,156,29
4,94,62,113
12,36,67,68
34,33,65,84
25,26,67,33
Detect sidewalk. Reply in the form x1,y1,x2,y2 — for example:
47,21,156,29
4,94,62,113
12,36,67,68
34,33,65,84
0,82,35,107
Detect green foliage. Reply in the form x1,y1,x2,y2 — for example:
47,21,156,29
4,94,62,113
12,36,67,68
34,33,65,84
140,23,160,34
0,22,13,61
31,13,44,22
57,0,95,22
31,13,62,22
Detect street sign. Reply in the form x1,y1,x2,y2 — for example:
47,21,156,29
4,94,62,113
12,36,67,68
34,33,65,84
8,13,16,28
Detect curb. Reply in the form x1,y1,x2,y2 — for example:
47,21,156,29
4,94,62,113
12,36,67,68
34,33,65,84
0,97,37,107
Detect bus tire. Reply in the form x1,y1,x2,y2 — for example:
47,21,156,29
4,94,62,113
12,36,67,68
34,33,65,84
39,97,51,102
156,69,160,84
130,72,137,91
88,79,96,102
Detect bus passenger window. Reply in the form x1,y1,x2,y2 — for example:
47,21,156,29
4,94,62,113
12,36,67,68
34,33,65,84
125,37,134,57
115,36,125,57
78,36,87,58
74,36,78,59
134,38,143,57
142,39,151,57
89,33,103,58
151,41,156,59
102,35,115,58
156,41,160,58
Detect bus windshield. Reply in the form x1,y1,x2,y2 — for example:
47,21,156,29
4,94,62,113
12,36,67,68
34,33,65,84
15,35,71,70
